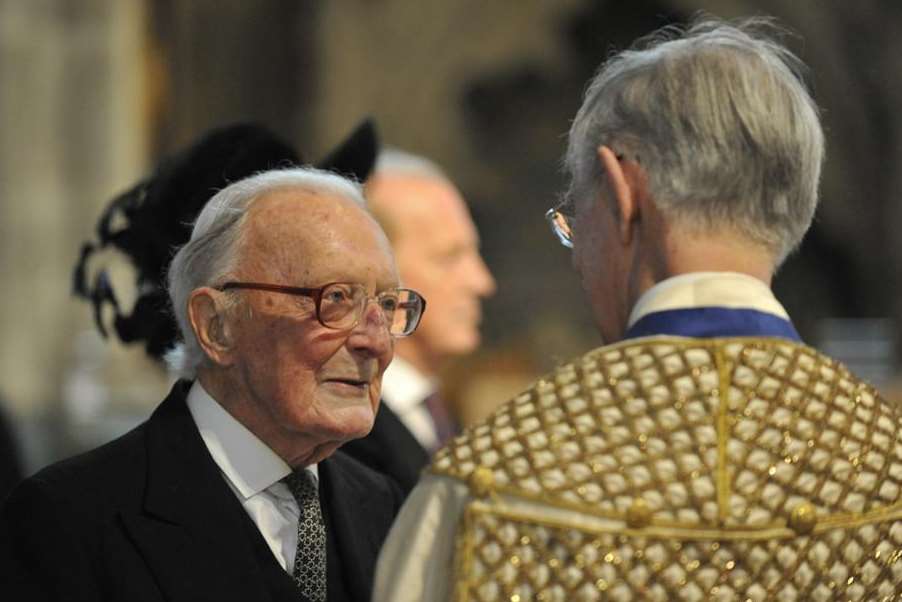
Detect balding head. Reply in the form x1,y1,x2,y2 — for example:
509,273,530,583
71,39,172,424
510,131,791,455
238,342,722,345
367,150,495,376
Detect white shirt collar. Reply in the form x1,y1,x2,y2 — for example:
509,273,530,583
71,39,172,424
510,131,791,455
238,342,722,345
186,381,318,500
627,271,789,328
379,356,437,414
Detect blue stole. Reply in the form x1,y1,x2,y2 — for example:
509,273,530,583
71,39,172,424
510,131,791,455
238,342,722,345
623,307,801,342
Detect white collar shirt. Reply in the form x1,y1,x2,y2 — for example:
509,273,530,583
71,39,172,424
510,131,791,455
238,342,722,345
186,381,317,572
379,356,440,451
627,271,790,329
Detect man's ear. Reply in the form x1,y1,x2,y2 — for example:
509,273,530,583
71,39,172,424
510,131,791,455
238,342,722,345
597,145,641,245
187,288,236,367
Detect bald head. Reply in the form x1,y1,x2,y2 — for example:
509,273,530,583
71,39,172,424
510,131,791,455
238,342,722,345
237,187,395,286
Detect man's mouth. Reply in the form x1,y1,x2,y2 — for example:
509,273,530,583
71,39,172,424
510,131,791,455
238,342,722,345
324,377,369,389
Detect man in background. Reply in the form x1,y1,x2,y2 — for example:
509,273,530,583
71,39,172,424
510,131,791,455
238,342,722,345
342,150,496,493
374,18,902,601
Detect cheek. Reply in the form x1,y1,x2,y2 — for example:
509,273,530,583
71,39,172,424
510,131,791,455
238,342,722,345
248,347,316,404
398,247,457,289
572,238,597,287
253,327,342,389
270,342,344,420
422,294,468,330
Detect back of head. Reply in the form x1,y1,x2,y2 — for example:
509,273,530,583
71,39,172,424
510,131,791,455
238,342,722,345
566,17,825,264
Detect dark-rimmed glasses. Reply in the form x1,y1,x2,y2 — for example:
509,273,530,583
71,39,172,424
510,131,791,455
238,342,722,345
217,281,426,337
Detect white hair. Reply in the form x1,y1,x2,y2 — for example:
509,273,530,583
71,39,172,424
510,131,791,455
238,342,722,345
165,167,366,380
565,18,825,264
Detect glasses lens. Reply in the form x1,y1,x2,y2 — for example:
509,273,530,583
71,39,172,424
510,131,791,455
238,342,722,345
389,289,424,336
320,284,424,336
319,283,366,329
545,208,574,249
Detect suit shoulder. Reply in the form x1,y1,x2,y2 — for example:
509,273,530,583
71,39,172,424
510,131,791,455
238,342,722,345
330,449,397,488
340,403,429,494
23,419,149,501
329,449,403,506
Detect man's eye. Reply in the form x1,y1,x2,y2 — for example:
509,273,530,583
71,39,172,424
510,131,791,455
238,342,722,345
435,247,467,267
325,290,350,304
379,296,399,312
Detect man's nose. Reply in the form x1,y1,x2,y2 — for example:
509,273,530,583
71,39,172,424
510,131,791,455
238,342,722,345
347,301,393,356
468,253,496,297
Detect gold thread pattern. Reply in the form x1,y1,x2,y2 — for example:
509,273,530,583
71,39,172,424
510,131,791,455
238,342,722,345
432,337,902,600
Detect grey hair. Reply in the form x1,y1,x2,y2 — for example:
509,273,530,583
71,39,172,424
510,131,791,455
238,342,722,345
165,167,366,380
565,17,825,264
373,147,449,181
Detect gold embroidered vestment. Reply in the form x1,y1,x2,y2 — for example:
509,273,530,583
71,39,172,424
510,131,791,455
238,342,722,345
431,337,902,601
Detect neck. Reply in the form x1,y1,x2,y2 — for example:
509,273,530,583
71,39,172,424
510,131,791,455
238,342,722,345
196,369,334,468
658,230,775,287
614,199,777,340
622,229,776,335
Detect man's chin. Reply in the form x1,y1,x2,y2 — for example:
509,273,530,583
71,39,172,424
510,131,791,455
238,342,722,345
327,406,376,442
441,329,481,356
306,441,343,465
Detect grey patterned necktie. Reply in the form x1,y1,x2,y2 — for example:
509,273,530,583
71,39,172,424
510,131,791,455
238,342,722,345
281,469,327,602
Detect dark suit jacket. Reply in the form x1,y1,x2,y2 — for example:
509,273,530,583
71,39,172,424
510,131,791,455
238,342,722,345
341,402,430,495
0,381,403,602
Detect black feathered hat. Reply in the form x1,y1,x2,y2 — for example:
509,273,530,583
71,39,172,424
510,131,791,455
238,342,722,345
73,119,379,360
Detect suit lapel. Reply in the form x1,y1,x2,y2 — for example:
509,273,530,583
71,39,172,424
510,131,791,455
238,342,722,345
375,404,430,479
341,403,430,494
319,453,384,602
120,381,276,602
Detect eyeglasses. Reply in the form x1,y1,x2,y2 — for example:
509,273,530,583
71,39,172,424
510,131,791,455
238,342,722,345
547,153,629,249
545,201,574,249
217,281,426,337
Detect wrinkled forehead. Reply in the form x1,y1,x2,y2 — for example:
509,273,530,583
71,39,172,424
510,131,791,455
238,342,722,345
238,187,398,285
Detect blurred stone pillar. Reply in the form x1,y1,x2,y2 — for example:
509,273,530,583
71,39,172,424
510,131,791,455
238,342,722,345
0,0,148,466
150,0,314,154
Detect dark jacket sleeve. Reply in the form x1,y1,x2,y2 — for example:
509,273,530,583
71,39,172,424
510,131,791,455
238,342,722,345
0,475,100,601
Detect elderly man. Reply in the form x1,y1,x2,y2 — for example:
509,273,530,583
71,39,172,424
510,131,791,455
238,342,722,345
374,19,902,601
0,167,424,602
342,150,495,493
